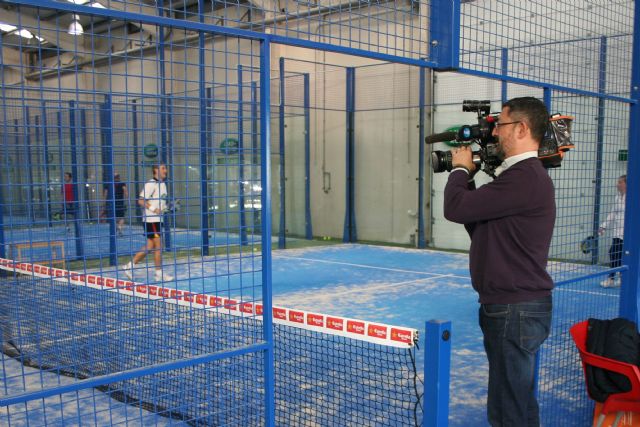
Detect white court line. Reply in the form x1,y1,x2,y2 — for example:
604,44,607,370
295,274,464,297
554,287,620,298
277,254,469,279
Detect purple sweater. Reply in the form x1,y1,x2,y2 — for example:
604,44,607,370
444,158,556,304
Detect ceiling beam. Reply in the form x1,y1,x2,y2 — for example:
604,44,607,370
0,8,87,58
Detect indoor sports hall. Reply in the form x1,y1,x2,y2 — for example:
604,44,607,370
0,1,638,426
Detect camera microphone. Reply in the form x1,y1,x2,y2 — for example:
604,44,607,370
424,131,458,145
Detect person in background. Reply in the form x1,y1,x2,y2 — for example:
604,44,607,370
62,172,75,233
444,97,555,426
121,164,173,282
599,174,626,288
103,173,129,236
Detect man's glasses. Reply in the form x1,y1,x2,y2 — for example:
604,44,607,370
494,120,521,129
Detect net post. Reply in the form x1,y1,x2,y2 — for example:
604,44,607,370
238,64,248,246
423,319,451,427
303,72,313,240
278,56,286,249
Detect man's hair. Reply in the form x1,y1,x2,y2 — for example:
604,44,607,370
619,174,627,182
64,172,72,179
151,164,165,175
503,97,549,144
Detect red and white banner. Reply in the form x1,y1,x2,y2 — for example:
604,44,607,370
0,258,418,348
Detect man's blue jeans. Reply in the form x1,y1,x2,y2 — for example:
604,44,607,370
479,296,552,427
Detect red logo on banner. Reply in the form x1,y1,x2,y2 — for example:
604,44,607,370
160,288,170,298
88,276,96,285
124,282,134,291
105,278,116,288
273,307,287,320
182,292,193,302
327,317,344,331
136,285,147,294
391,328,413,344
209,296,224,307
241,302,254,314
347,321,365,335
96,277,105,286
170,290,182,300
195,294,207,305
255,304,264,315
289,310,304,323
307,313,324,327
226,299,238,310
367,324,387,339
148,286,158,296
26,264,33,272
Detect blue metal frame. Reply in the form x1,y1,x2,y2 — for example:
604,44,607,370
423,320,452,427
418,67,427,249
23,106,34,224
238,65,248,246
199,25,210,257
429,0,461,70
69,101,84,258
100,96,116,266
620,0,640,323
592,37,608,266
303,73,313,240
343,67,357,242
278,57,286,249
40,103,52,227
80,108,90,223
260,38,276,427
501,48,508,104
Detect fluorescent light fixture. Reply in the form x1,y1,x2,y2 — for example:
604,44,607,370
90,2,106,8
67,0,90,4
68,14,83,35
0,23,17,33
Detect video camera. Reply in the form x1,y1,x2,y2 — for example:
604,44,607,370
426,100,574,177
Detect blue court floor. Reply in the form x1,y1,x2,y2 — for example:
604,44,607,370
4,243,620,426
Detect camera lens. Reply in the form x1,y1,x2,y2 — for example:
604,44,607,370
430,150,453,173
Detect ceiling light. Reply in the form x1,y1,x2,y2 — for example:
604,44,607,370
68,15,83,36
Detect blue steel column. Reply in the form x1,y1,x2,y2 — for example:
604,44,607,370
501,48,508,104
238,65,248,246
157,5,171,251
81,109,90,222
260,38,275,427
423,320,452,427
620,2,640,323
163,97,173,251
40,105,52,227
303,73,313,240
199,18,210,256
417,67,427,248
429,0,461,70
278,57,286,248
69,101,84,258
101,95,117,266
251,81,260,233
591,37,608,266
343,67,357,242
207,87,214,235
24,107,35,223
132,100,141,224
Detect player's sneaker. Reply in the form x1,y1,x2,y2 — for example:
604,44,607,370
155,270,174,282
122,262,134,280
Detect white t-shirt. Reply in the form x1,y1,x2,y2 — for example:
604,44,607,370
140,178,167,223
600,193,625,239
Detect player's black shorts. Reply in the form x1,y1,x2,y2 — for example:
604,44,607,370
144,222,162,239
115,203,126,218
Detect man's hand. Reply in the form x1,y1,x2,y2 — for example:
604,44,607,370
451,145,477,173
598,227,605,236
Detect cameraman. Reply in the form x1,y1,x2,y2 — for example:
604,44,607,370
444,97,555,427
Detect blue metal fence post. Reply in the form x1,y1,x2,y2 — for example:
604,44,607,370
417,67,427,248
199,23,210,257
251,81,260,234
101,95,117,266
423,320,452,427
429,0,461,70
501,48,508,104
278,57,286,249
69,101,84,258
132,100,141,224
41,102,52,227
81,108,90,222
592,38,608,267
343,67,357,242
163,97,173,251
207,87,214,236
261,38,275,427
238,65,248,246
24,106,35,223
303,72,313,240
620,2,640,323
